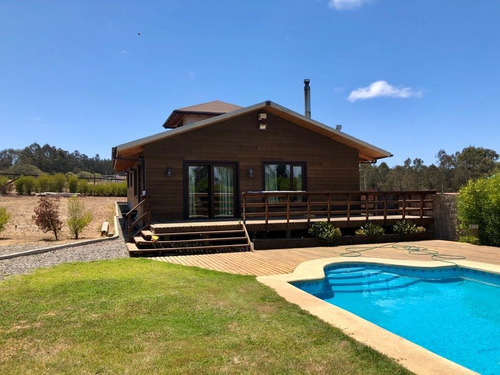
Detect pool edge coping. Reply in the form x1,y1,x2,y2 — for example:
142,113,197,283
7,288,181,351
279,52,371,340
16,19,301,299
257,257,498,375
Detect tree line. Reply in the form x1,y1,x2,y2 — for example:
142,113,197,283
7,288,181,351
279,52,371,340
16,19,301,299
361,146,498,192
0,142,114,175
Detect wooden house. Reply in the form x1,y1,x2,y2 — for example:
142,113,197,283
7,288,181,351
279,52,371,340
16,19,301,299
113,99,391,219
112,94,435,253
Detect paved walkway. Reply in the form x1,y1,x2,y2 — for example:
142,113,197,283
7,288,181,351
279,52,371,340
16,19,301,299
153,240,500,276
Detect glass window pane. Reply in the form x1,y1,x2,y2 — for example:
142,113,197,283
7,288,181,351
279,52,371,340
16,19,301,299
214,166,234,217
276,164,291,190
188,166,209,218
293,166,303,191
265,164,278,191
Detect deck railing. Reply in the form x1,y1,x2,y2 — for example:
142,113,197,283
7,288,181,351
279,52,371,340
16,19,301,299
125,195,151,241
241,191,436,226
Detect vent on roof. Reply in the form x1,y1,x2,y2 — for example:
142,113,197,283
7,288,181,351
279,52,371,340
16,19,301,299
304,79,311,119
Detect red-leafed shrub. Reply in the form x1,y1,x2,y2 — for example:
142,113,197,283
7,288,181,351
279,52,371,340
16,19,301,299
32,196,63,240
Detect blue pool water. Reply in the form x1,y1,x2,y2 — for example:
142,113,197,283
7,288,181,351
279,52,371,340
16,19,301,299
292,263,500,375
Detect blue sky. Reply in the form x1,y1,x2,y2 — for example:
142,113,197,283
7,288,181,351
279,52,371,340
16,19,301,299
1,0,499,167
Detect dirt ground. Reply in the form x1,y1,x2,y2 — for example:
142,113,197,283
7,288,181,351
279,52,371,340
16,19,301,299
0,195,126,247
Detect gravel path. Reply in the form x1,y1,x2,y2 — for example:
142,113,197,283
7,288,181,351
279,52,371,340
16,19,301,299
0,237,129,280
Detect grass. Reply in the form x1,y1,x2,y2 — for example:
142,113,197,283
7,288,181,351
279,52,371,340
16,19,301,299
0,259,413,375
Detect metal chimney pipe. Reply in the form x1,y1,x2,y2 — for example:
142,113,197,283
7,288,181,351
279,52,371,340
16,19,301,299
304,79,311,119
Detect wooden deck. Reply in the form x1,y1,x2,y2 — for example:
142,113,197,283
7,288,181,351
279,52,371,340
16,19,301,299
153,240,500,276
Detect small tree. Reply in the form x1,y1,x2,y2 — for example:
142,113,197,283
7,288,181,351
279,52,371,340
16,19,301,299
458,174,500,246
67,175,79,193
36,175,51,193
67,196,93,239
32,196,63,240
0,176,14,195
0,207,10,233
50,173,67,192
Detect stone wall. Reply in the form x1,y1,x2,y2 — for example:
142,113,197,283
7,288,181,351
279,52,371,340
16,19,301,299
433,193,458,240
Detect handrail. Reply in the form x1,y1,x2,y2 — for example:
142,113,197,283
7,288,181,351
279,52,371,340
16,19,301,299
125,195,151,241
241,190,436,226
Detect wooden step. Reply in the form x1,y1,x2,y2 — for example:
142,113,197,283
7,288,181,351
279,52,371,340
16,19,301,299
131,244,251,253
151,224,243,234
153,236,248,245
134,236,248,246
150,229,245,237
130,222,252,256
127,243,140,252
135,236,247,246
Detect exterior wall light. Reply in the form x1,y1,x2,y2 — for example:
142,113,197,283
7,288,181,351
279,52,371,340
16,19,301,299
248,168,254,178
258,112,267,131
166,167,173,177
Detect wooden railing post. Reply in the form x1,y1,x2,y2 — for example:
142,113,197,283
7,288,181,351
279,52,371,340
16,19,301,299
307,193,311,224
347,193,351,226
420,193,424,219
365,193,369,221
125,195,151,242
402,193,406,219
286,193,290,225
327,193,331,222
242,193,247,224
383,192,388,223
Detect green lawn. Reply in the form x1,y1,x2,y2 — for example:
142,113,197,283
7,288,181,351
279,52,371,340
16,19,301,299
0,259,412,374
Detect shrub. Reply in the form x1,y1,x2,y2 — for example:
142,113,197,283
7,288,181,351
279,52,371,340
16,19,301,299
308,222,342,243
36,175,51,193
0,176,14,195
393,220,418,235
15,175,36,195
14,176,25,195
110,181,127,196
86,182,126,197
67,196,93,239
0,207,10,232
77,171,102,180
23,176,36,195
457,174,500,246
68,175,79,193
77,179,90,194
50,173,66,192
415,226,426,234
459,235,480,245
355,223,385,236
5,163,44,176
32,196,63,240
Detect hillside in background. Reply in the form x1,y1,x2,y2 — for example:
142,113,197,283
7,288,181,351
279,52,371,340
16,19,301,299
0,143,114,175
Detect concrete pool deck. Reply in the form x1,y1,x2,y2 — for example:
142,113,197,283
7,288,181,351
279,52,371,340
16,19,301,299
154,240,500,374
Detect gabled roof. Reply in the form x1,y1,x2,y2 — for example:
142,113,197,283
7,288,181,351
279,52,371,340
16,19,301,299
113,100,392,172
162,100,242,128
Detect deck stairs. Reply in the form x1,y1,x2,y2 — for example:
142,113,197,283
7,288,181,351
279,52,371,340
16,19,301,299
127,222,253,256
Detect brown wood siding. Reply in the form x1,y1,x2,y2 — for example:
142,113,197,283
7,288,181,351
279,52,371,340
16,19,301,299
144,110,359,221
126,166,140,210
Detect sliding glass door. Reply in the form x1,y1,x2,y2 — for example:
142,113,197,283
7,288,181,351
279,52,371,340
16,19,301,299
187,163,237,219
188,165,210,218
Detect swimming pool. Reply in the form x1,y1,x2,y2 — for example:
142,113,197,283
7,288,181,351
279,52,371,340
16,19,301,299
292,263,500,375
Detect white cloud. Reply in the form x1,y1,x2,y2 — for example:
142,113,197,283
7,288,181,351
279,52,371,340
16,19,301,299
348,80,422,102
329,0,370,10
120,50,130,55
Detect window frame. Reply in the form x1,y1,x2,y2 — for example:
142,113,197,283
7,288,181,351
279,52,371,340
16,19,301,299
262,162,307,192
